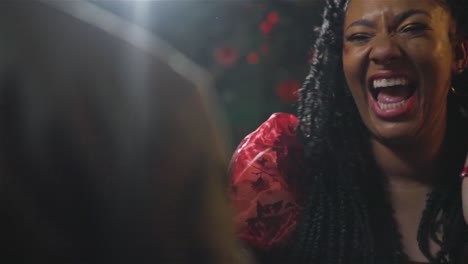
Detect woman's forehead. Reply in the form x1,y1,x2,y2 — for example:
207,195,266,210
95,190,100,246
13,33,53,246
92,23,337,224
344,0,447,23
345,0,442,12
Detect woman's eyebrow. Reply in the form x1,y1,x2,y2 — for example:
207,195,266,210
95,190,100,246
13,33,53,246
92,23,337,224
392,9,431,26
345,9,431,31
345,18,375,31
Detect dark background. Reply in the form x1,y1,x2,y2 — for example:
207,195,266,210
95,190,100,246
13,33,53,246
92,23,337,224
92,0,323,147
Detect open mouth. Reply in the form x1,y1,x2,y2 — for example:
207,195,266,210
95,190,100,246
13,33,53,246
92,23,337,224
369,77,416,110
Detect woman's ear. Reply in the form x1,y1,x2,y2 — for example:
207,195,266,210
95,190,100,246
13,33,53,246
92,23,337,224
453,40,468,74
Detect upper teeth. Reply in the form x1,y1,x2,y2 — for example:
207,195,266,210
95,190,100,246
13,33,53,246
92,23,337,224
373,78,408,89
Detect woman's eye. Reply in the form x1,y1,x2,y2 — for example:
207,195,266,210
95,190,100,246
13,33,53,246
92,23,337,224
399,23,428,33
346,33,372,42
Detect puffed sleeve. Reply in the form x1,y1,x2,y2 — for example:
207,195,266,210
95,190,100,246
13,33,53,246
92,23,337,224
229,113,305,250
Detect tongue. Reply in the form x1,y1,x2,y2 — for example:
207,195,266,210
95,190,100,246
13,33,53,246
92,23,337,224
377,86,412,103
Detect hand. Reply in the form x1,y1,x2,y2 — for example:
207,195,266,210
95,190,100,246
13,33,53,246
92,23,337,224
461,158,468,224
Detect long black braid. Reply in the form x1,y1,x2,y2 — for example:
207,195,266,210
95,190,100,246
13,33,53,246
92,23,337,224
291,0,468,263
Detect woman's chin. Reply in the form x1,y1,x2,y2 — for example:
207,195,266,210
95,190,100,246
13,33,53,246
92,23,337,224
370,126,419,146
362,106,425,145
365,118,422,145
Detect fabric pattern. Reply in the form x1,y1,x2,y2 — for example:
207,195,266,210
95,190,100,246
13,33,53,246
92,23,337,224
229,113,304,250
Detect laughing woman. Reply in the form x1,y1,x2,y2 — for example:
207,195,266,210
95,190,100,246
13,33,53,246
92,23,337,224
230,0,468,263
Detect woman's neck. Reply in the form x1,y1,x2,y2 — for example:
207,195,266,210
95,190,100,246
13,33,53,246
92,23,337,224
370,121,447,186
369,120,448,262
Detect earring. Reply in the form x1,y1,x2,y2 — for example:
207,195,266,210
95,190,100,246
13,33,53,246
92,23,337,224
451,67,468,96
450,86,468,96
460,166,468,179
450,66,468,118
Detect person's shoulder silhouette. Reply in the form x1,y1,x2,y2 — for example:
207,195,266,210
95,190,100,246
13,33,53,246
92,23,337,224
0,1,239,263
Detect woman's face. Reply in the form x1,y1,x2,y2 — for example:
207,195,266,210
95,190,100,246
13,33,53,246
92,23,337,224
343,0,459,144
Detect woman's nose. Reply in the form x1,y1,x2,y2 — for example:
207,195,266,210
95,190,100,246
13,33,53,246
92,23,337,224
369,35,403,65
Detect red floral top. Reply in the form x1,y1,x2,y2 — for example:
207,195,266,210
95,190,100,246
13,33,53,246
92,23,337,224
229,113,468,252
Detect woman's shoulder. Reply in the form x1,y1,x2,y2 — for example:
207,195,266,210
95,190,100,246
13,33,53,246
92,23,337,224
230,113,304,191
229,113,305,250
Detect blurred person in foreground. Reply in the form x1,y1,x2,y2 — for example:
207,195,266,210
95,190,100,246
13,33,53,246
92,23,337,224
0,1,241,263
230,0,468,263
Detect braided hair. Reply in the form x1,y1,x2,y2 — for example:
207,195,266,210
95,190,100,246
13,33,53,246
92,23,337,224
293,0,468,263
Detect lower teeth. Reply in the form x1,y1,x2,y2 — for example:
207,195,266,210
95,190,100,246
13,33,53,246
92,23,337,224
378,99,407,110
